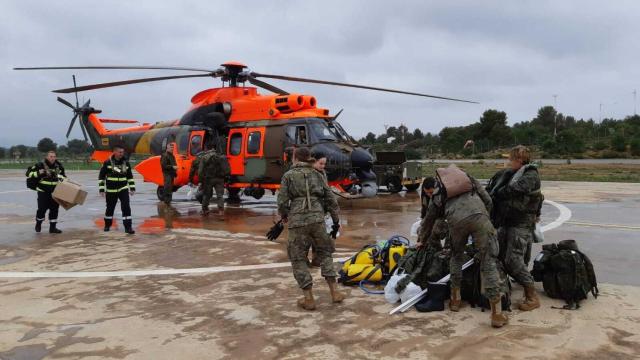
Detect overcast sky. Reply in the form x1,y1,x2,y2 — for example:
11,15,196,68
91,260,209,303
1,0,639,146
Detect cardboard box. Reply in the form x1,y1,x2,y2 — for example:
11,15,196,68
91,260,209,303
52,179,88,210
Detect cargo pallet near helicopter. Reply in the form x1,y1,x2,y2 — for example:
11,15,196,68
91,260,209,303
15,61,476,201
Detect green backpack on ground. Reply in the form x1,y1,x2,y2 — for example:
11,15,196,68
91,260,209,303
531,239,598,309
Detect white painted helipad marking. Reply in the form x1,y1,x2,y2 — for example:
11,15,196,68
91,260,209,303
0,185,96,195
0,257,350,279
0,200,571,279
540,200,572,232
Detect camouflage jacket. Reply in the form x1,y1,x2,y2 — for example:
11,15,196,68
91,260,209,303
496,164,543,227
189,150,230,183
315,169,340,224
278,162,339,228
160,152,177,177
419,175,492,244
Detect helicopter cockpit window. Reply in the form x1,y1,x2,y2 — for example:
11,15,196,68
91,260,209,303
190,135,202,156
247,131,261,155
296,126,308,145
309,122,337,142
230,133,243,155
286,125,309,145
333,121,355,142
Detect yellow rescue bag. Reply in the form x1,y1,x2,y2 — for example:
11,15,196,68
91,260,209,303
343,264,383,285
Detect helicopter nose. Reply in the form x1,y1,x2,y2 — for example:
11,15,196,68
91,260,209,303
350,148,378,197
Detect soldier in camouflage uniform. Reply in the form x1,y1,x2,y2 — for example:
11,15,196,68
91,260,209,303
418,176,450,249
160,143,178,205
309,153,340,267
419,169,508,328
278,147,344,310
492,145,543,311
189,148,230,215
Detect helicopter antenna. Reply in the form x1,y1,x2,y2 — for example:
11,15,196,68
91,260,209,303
331,109,344,121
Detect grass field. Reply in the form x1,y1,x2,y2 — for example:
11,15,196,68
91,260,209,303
0,162,103,171
421,162,640,182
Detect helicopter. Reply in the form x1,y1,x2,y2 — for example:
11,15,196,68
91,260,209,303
14,61,476,201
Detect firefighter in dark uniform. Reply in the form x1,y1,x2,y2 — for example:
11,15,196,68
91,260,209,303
28,150,65,233
160,143,178,205
99,145,136,234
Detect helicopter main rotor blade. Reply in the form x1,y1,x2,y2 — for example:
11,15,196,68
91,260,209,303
72,75,80,108
14,65,215,73
78,118,89,141
52,74,213,93
251,72,478,104
57,96,75,109
66,113,79,138
248,76,289,95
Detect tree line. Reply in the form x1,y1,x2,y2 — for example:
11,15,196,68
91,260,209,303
358,106,640,159
0,138,93,160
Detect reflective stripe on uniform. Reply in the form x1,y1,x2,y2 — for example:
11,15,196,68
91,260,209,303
106,186,130,193
36,217,45,221
49,219,57,223
104,216,113,219
123,216,132,220
107,177,128,181
39,180,58,186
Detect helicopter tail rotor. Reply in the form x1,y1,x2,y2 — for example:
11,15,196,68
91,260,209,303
57,76,99,142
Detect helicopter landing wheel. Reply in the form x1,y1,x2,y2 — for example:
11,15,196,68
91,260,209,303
156,186,164,201
386,177,402,193
404,183,420,192
227,188,241,203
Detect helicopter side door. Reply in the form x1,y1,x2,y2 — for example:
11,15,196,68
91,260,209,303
181,130,205,184
227,128,246,176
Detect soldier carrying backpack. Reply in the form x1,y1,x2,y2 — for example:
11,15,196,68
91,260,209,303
531,239,598,310
189,148,230,215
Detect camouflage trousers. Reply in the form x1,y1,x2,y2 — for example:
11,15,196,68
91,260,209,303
162,175,174,204
201,179,225,211
288,222,336,289
498,226,535,286
449,214,502,300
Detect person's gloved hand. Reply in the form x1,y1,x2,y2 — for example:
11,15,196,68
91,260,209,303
330,223,340,239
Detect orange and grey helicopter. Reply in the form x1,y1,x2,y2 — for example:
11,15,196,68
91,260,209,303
14,62,476,201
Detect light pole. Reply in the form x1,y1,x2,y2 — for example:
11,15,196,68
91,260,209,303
553,94,558,137
634,89,637,116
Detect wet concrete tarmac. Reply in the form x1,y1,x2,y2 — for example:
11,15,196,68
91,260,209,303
0,170,639,359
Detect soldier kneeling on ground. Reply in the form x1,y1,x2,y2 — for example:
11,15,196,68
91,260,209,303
278,147,344,310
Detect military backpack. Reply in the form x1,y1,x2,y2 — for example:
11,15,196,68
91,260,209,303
531,239,598,309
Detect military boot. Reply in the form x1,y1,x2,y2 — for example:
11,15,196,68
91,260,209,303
123,219,135,235
449,287,462,312
490,296,509,328
49,222,62,234
519,284,540,311
104,218,113,232
297,287,316,311
326,277,345,303
35,220,43,233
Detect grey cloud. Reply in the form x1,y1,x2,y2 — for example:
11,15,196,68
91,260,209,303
1,0,638,146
